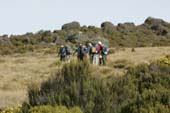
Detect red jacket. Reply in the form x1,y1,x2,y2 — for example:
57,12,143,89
98,44,102,54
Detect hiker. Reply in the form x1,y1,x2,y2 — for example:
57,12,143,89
86,43,93,62
87,43,92,55
91,41,102,65
77,44,86,61
100,44,108,65
65,45,72,61
58,45,67,61
91,43,98,64
97,41,103,65
97,41,103,54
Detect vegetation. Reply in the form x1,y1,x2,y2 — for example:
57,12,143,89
1,17,170,54
158,55,170,65
28,106,82,113
0,105,22,113
1,47,170,109
15,55,169,113
1,16,170,112
0,105,82,113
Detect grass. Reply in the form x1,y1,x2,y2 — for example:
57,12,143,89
0,53,59,108
108,47,170,65
0,47,170,108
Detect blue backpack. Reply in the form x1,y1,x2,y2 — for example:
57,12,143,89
60,47,66,55
102,46,108,55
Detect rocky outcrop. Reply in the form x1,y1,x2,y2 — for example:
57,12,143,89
145,17,166,25
62,21,80,30
117,22,135,33
0,35,10,43
144,17,170,36
151,24,168,35
101,22,116,33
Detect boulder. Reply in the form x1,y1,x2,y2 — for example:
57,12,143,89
51,33,65,44
0,35,10,43
101,22,114,28
117,22,135,32
62,21,80,30
145,17,166,25
101,21,116,33
151,24,168,35
145,17,170,35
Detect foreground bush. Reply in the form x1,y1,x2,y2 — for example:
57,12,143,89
27,60,113,113
0,105,22,113
158,55,170,65
28,106,82,113
26,58,170,113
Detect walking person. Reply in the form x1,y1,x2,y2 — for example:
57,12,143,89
100,45,108,65
58,45,67,61
92,41,102,65
65,45,71,61
87,43,93,63
97,41,103,65
77,44,86,61
91,43,98,65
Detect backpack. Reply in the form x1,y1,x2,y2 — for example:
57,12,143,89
60,47,66,55
66,47,71,55
102,46,108,55
91,47,97,54
78,47,84,56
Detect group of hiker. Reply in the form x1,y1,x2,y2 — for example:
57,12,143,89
58,41,108,65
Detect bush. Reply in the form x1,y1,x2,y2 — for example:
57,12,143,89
0,105,22,113
158,56,170,65
26,58,170,113
27,60,113,113
28,105,83,113
0,44,14,55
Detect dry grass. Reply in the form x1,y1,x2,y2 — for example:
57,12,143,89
0,53,59,108
0,47,170,108
108,47,170,65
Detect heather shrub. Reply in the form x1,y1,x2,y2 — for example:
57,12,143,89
25,58,170,113
28,106,82,113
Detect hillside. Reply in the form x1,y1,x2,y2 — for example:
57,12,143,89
1,17,170,113
0,17,170,55
0,47,170,108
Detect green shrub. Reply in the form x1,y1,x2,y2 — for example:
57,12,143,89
28,105,82,113
29,105,82,113
0,105,22,113
26,59,170,113
69,107,84,113
0,44,14,55
27,60,113,113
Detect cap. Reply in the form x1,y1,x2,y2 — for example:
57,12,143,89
98,41,102,45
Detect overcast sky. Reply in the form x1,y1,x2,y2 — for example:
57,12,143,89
0,0,170,35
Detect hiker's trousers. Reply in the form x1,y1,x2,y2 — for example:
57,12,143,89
93,54,99,65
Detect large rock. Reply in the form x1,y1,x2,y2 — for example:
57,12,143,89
145,17,166,25
145,17,170,35
101,21,116,33
52,33,65,44
62,21,80,30
151,24,168,35
0,35,10,43
117,22,135,32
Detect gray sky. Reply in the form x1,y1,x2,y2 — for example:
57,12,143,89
0,0,170,35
